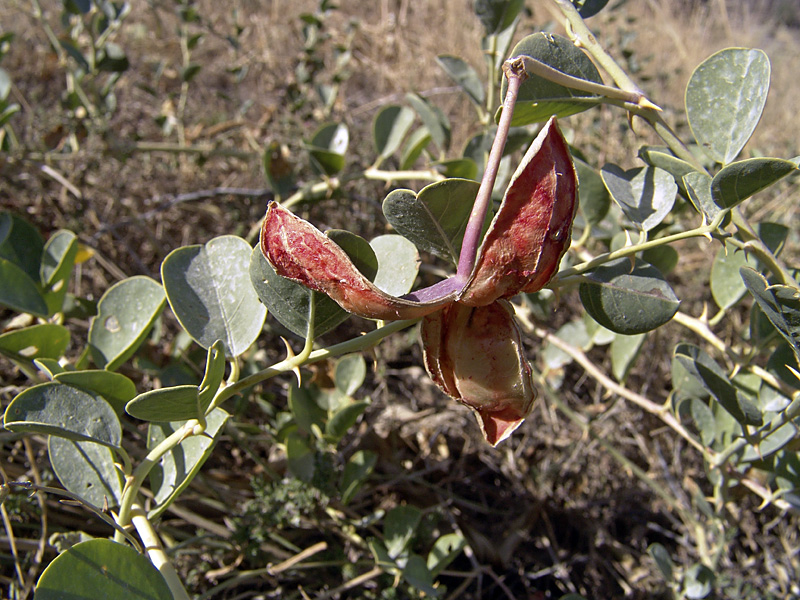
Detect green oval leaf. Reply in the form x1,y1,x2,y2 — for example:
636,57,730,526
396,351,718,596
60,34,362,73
610,332,646,382
48,437,124,507
674,343,762,427
34,539,172,600
710,242,751,309
335,353,367,396
88,276,166,370
325,400,369,442
373,105,415,159
686,48,770,165
126,385,200,422
147,407,230,519
500,33,603,125
434,157,478,180
385,505,422,559
162,236,266,357
710,157,796,210
308,123,349,176
0,324,69,363
370,235,420,297
601,165,677,232
436,55,485,107
406,92,450,153
326,229,379,281
579,258,680,335
340,449,377,505
40,230,78,315
198,339,226,412
54,370,137,416
0,258,48,316
4,382,121,447
574,157,611,225
382,178,483,263
249,246,350,338
0,211,45,281
474,0,523,35
740,267,800,356
400,127,432,170
682,171,720,222
289,383,326,437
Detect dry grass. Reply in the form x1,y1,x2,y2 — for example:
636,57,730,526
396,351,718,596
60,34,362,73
2,1,800,598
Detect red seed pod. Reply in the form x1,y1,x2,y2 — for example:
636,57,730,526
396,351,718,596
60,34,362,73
459,117,578,306
421,301,535,446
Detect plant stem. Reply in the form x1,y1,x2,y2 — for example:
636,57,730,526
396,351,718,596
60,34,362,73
130,505,191,600
456,57,526,280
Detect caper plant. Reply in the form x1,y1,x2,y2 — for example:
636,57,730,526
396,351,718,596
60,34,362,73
1,0,799,598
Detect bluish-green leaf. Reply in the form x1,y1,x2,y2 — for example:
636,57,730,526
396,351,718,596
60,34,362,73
325,400,369,442
384,505,422,559
686,48,770,165
382,178,484,263
574,157,611,225
326,229,379,281
434,157,478,180
0,324,69,364
48,437,124,507
162,236,266,357
34,539,172,600
402,553,438,596
88,276,166,370
334,354,367,396
610,333,645,382
371,234,420,296
198,340,226,413
427,533,466,577
126,385,201,422
249,246,350,338
406,92,450,154
710,157,796,210
499,33,603,126
740,267,800,356
601,165,677,232
674,343,762,427
648,542,674,582
289,383,326,437
308,123,349,176
710,242,751,309
40,230,78,315
579,258,680,335
340,449,377,505
0,211,44,281
436,55,485,107
400,128,432,169
147,407,230,518
4,382,121,447
0,257,48,316
572,0,610,18
54,370,136,416
473,0,524,35
373,105,415,159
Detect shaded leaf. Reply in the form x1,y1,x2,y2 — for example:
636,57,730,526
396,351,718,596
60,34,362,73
334,354,367,396
385,505,422,559
48,437,124,507
326,229,379,281
572,0,610,18
575,157,611,225
0,258,48,316
638,146,697,191
579,258,680,335
340,449,377,505
610,333,645,382
648,542,674,582
33,539,172,600
40,230,78,315
0,211,45,281
400,127,432,169
499,33,603,126
601,165,677,231
711,157,796,210
406,92,450,153
740,267,800,356
710,242,750,309
325,400,369,442
147,408,230,518
88,276,166,370
382,179,482,263
642,245,679,275
0,324,69,364
289,383,326,437
373,105,415,159
307,122,348,176
682,171,720,222
249,246,350,337
54,370,136,416
674,343,762,426
162,236,266,357
473,0,523,35
4,382,121,447
198,340,226,413
402,554,438,596
686,48,770,165
434,157,478,180
427,533,466,577
436,55,485,106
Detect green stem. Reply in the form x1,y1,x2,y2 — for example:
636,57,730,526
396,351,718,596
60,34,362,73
130,505,191,600
729,209,794,285
555,212,725,284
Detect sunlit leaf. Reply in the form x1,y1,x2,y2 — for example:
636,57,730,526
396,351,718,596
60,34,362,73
0,324,69,364
406,92,450,153
436,54,485,106
740,267,800,356
48,437,124,507
711,157,796,210
4,382,121,447
88,276,166,370
373,105,415,159
54,370,136,416
686,48,770,165
370,235,420,296
384,505,422,559
162,236,266,357
610,333,645,382
499,33,603,125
